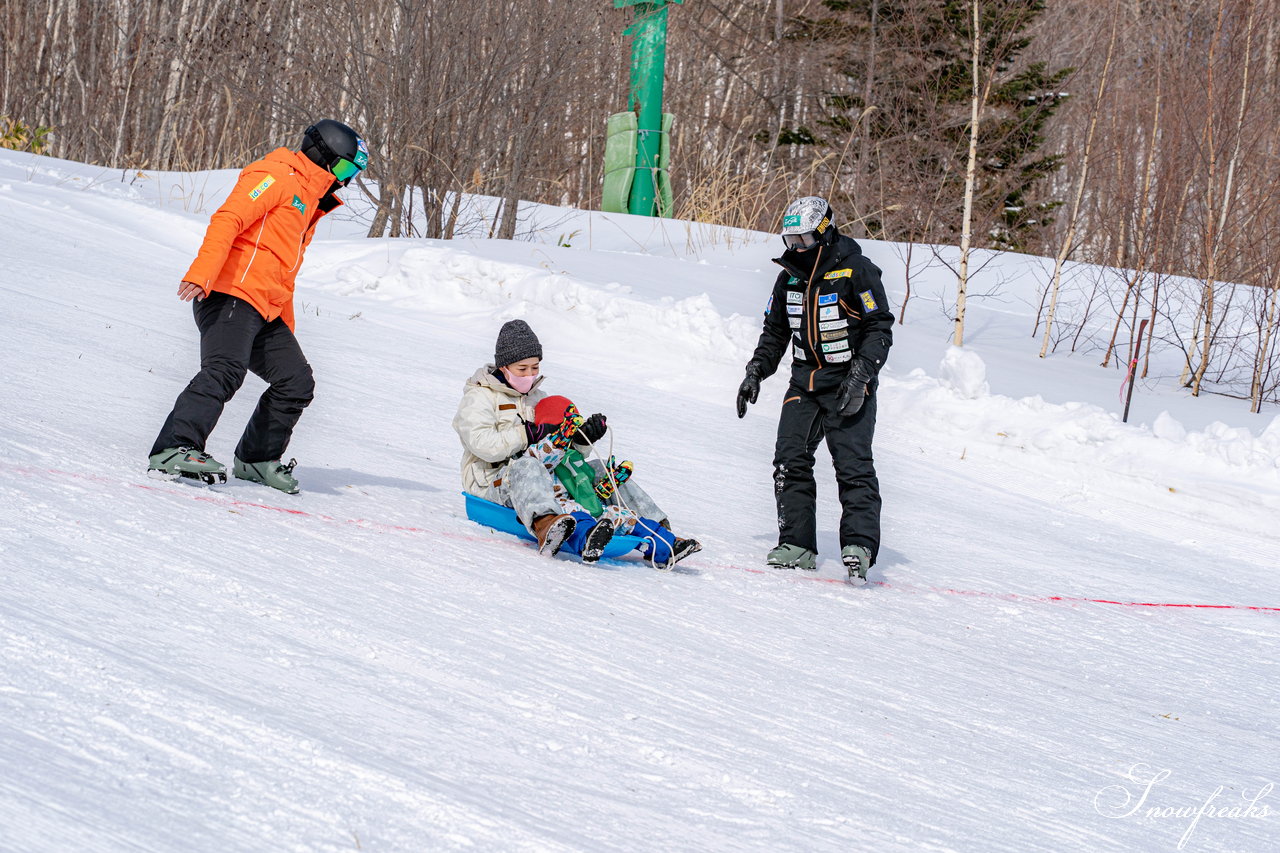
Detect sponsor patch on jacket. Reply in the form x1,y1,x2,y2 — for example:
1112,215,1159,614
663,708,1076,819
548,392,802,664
821,330,847,341
819,319,848,331
786,304,803,315
860,290,879,312
792,344,807,360
819,305,839,320
291,195,307,215
824,268,852,280
818,292,838,305
827,350,852,363
248,175,276,200
786,291,803,304
822,339,851,353
787,276,800,286
788,317,802,328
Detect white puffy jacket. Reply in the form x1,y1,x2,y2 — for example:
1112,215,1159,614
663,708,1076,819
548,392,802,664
452,365,547,496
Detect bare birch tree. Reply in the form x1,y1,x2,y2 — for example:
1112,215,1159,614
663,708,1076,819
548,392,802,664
1038,9,1117,358
954,0,986,348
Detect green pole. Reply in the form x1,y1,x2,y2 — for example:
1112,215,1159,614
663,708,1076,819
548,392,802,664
617,0,681,217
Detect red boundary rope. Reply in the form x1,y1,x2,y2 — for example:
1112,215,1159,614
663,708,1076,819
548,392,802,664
7,463,1279,614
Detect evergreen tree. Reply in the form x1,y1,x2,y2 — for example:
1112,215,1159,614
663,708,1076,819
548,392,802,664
780,0,1071,252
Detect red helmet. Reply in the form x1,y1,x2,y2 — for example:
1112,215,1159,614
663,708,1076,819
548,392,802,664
534,395,576,425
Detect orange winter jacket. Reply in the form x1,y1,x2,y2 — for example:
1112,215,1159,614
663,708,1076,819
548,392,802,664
183,147,342,331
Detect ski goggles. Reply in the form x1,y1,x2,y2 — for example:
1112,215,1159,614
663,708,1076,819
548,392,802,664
330,157,361,182
330,149,368,182
782,231,819,251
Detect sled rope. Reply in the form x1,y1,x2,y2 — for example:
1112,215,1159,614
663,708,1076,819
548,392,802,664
12,463,1276,611
579,430,661,569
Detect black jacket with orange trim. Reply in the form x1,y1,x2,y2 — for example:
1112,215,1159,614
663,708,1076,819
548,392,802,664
746,234,894,393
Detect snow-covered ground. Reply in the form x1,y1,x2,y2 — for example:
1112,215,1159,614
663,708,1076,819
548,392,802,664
1,150,1277,853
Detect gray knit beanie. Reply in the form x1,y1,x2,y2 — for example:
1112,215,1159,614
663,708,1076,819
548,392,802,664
493,319,542,367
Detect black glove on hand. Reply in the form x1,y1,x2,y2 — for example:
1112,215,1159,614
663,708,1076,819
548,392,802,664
525,420,555,446
573,413,608,445
736,367,762,418
836,358,876,417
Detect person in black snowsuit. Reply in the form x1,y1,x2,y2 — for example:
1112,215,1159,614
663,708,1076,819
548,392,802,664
736,196,893,580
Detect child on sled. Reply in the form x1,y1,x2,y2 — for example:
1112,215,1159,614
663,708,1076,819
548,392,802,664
452,319,700,568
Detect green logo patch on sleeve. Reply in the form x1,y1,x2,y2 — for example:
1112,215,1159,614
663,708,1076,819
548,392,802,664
291,195,307,215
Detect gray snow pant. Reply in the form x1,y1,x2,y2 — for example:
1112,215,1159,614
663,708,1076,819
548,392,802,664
488,455,666,534
587,458,665,523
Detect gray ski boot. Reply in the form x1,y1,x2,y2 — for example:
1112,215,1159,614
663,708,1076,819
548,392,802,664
842,544,872,582
148,447,228,484
233,457,300,495
766,543,817,571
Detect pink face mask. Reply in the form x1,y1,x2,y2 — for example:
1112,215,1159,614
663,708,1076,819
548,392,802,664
501,367,538,394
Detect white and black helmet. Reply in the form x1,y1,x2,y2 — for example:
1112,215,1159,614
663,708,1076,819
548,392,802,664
780,196,837,252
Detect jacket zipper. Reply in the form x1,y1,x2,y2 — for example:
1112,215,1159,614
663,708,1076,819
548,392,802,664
839,298,862,321
806,246,824,391
288,227,305,273
240,212,270,284
288,169,308,272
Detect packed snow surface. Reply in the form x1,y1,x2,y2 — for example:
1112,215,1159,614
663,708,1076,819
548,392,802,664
1,151,1278,852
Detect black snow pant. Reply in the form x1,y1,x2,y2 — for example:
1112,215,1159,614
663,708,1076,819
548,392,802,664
772,378,881,564
151,292,315,463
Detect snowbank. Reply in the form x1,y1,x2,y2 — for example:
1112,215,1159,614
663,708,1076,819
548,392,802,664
887,349,1280,495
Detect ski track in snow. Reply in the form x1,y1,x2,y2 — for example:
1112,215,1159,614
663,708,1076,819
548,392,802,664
2,152,1279,852
6,462,1278,614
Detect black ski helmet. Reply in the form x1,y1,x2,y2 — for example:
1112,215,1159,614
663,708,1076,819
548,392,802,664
300,119,368,185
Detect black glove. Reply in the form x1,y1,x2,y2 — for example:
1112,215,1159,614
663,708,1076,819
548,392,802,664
573,413,608,445
524,420,556,446
836,358,876,417
319,190,342,213
736,367,761,418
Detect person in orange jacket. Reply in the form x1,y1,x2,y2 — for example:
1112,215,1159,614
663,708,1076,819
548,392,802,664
148,120,369,493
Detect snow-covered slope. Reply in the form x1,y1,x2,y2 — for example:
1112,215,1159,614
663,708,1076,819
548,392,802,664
1,151,1277,853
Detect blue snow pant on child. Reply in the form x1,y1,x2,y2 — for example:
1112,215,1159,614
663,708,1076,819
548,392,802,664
562,511,601,553
629,517,680,565
560,513,677,563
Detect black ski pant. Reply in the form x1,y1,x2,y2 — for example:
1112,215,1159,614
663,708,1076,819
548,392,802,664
151,292,314,463
772,380,881,563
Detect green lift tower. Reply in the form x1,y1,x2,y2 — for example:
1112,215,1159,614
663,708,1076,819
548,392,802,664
602,0,681,217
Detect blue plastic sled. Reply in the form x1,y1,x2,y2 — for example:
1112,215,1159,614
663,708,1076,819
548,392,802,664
462,493,644,559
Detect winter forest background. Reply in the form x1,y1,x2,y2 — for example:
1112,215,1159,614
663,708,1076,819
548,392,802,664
3,0,1280,410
